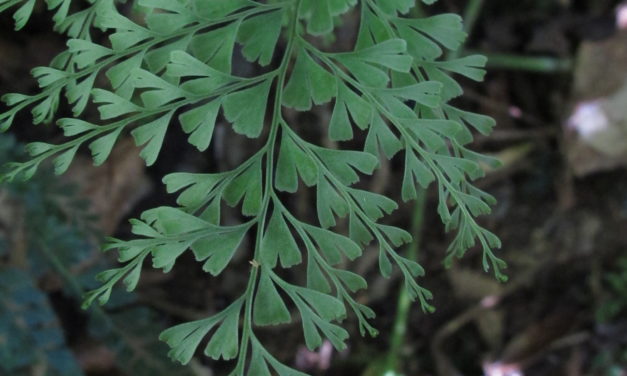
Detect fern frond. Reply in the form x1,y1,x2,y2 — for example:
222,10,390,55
0,0,505,373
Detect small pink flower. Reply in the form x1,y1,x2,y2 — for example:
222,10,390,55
567,101,609,139
295,340,335,371
483,361,524,376
508,106,523,119
617,2,627,29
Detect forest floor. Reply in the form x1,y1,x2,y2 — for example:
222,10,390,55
1,1,627,375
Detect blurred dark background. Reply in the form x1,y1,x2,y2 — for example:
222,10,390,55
1,1,627,375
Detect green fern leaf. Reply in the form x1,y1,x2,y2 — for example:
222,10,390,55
0,0,506,373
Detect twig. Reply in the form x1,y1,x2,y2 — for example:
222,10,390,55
383,187,428,374
477,52,573,73
462,0,485,35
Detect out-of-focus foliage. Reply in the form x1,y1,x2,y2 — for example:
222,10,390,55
593,257,627,375
597,257,627,323
0,0,500,374
0,267,84,376
0,135,195,376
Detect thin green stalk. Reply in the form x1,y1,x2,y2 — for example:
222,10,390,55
448,0,485,60
462,0,485,35
480,52,573,73
383,187,428,375
449,0,572,76
234,2,302,373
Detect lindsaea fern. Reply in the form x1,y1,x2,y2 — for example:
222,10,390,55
0,0,505,374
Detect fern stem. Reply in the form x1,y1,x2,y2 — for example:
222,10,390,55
384,187,427,374
234,263,259,375
462,0,485,35
234,2,302,373
480,52,573,73
252,0,300,263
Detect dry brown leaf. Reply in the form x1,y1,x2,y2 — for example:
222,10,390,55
565,31,627,176
448,267,503,302
448,267,505,350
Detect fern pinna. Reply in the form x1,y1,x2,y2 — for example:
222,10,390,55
0,0,505,374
